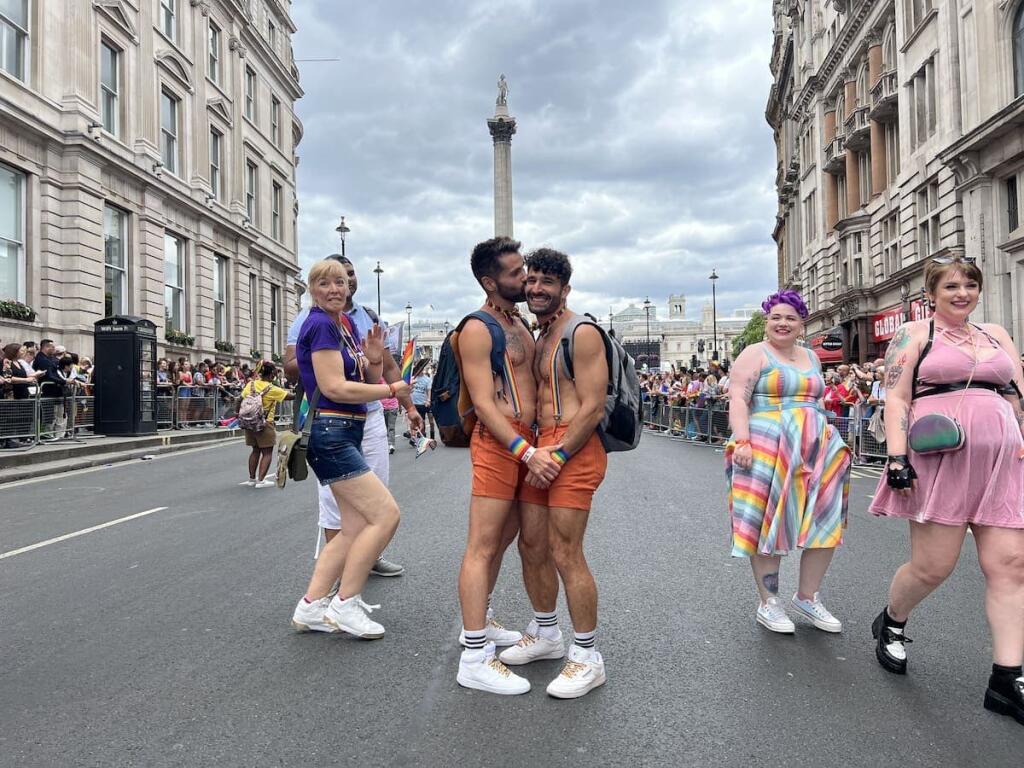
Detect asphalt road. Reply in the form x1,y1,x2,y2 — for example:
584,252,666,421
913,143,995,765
1,430,1020,767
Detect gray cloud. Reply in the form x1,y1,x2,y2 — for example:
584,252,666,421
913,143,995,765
291,0,777,325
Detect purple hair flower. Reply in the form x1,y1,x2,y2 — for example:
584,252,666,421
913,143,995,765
762,290,809,319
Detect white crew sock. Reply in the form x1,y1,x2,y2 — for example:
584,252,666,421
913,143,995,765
534,610,560,640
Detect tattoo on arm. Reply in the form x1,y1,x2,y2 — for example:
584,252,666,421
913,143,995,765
899,411,908,434
885,354,907,389
762,573,779,595
742,377,756,403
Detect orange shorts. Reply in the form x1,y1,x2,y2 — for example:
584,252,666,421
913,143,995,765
531,424,607,512
470,418,545,503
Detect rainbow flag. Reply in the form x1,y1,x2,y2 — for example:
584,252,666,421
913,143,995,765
297,395,310,428
401,337,416,383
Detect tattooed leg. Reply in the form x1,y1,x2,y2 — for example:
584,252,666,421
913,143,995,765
751,554,783,602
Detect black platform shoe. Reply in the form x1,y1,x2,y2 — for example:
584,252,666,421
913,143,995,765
984,673,1024,726
871,610,911,675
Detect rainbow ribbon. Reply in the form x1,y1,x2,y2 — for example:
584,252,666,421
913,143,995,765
401,337,416,383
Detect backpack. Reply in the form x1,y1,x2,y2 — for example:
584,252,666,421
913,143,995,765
238,382,271,431
557,315,643,453
431,311,525,448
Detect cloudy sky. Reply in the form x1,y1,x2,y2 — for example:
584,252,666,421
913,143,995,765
290,0,777,327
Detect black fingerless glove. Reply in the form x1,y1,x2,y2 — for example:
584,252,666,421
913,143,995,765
886,455,917,490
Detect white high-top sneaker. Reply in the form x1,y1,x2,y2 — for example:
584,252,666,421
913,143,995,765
546,645,606,699
291,597,337,633
756,596,796,634
324,594,385,639
499,621,565,665
457,642,531,695
458,616,523,647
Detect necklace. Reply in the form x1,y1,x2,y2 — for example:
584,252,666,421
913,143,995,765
533,307,566,336
486,299,522,325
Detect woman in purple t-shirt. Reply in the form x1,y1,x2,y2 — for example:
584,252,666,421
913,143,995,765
290,259,411,639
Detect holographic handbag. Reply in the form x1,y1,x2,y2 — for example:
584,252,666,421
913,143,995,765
907,413,965,454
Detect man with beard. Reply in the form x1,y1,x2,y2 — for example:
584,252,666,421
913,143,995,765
508,247,609,699
284,254,421,576
455,237,563,695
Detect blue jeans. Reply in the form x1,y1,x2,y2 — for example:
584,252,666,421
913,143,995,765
307,415,369,486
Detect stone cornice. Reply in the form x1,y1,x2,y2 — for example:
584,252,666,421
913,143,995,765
793,0,873,118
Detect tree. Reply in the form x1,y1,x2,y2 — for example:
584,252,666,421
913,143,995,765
732,313,765,358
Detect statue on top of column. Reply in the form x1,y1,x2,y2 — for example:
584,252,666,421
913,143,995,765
496,74,508,107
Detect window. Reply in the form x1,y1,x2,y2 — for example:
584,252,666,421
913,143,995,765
267,19,276,50
0,0,28,81
270,284,280,354
1008,176,1019,234
159,0,176,42
245,161,258,225
100,41,120,135
271,96,281,146
160,90,179,174
855,63,869,106
882,211,901,277
208,21,221,85
1016,4,1024,98
858,150,872,205
249,273,258,345
835,92,846,130
905,0,933,33
841,232,864,288
271,181,282,240
213,255,227,341
882,24,897,71
807,265,818,312
803,191,817,244
209,128,222,199
908,59,937,149
244,67,257,122
164,232,185,333
884,121,900,183
104,206,128,317
837,174,848,219
917,180,941,257
0,164,25,302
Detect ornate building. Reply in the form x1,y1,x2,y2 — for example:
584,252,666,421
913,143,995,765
0,0,303,359
768,0,1024,363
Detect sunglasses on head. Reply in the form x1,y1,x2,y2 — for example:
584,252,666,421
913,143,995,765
932,255,976,265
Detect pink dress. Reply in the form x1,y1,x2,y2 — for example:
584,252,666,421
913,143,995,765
870,328,1024,528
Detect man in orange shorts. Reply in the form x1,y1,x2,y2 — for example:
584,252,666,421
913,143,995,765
497,247,610,699
455,237,564,696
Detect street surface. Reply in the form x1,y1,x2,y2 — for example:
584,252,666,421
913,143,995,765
0,431,1020,767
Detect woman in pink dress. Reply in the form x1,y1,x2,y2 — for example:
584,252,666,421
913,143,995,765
869,256,1024,727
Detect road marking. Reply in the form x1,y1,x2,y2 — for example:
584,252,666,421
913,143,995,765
0,507,167,561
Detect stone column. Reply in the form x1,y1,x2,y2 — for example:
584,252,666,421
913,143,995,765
487,104,516,238
824,109,836,143
845,79,857,118
845,148,860,214
824,173,839,231
868,43,886,196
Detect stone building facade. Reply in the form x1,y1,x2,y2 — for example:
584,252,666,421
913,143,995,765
768,0,1024,363
0,0,303,360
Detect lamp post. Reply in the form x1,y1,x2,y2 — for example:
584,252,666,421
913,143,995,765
335,216,350,258
709,269,719,361
405,302,413,342
643,297,652,369
373,261,383,317
608,306,614,334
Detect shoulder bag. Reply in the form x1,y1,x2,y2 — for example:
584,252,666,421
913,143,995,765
907,321,974,455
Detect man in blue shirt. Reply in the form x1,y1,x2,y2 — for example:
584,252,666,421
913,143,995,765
285,255,422,577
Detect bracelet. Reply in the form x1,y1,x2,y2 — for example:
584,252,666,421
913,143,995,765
551,448,570,466
734,439,751,447
509,436,532,462
522,446,536,464
387,382,397,398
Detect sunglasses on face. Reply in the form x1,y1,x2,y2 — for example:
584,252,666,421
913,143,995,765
932,255,976,265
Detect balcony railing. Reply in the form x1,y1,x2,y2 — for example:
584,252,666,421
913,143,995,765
869,70,898,121
845,106,871,150
823,134,847,174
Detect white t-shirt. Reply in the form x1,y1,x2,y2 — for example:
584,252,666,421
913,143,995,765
870,381,886,404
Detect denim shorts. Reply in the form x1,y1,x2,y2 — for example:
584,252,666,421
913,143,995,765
307,415,370,486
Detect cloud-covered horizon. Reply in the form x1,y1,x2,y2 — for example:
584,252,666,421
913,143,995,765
291,0,777,326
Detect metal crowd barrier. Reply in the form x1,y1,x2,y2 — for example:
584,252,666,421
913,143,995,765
642,399,888,464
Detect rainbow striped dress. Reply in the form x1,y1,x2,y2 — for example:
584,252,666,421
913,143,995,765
726,347,851,558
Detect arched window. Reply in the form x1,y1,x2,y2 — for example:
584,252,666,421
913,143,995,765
883,24,897,72
1015,3,1024,97
856,62,869,104
835,93,846,128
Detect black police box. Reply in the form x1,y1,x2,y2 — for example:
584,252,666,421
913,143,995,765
93,316,158,436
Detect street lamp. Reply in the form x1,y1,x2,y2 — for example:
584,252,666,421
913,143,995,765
643,297,652,369
335,216,350,258
608,306,614,334
373,260,383,317
405,302,413,341
709,269,719,361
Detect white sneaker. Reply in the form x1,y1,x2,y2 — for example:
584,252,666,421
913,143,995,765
457,642,531,695
499,627,565,665
239,479,256,486
791,592,843,633
324,594,385,639
459,617,523,647
254,478,276,489
546,645,606,699
756,597,796,634
291,597,337,633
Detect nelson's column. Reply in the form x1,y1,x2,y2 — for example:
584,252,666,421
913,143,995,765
488,74,516,237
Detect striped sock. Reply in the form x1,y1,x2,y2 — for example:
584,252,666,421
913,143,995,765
574,629,596,649
463,629,487,651
534,610,559,639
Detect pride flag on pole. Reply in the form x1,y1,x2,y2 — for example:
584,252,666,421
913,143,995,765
401,337,416,383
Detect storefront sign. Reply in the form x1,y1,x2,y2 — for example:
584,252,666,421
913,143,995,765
872,300,933,343
809,327,845,363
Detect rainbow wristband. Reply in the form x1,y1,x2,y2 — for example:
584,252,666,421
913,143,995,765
509,436,531,461
551,448,570,466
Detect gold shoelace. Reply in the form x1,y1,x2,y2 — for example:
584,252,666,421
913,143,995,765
487,657,513,678
515,633,538,648
560,660,588,679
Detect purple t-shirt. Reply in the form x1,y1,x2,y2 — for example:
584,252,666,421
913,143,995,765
297,306,367,414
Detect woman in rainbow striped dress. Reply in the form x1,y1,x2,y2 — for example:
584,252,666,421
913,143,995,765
726,291,852,634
